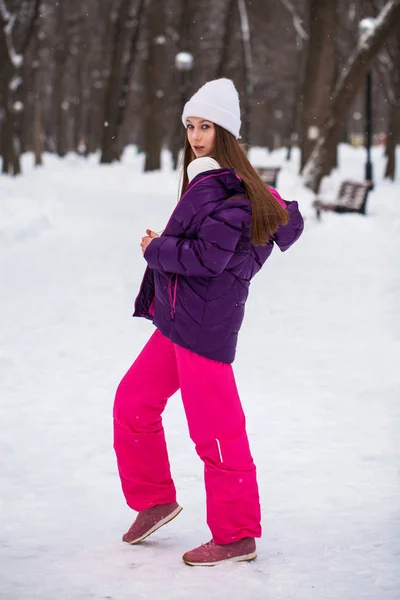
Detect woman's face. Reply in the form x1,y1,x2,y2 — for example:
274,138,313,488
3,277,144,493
186,117,216,158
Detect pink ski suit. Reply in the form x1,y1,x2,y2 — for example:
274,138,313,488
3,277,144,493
113,167,303,543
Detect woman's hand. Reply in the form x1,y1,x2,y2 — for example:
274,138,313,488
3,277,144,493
140,229,160,254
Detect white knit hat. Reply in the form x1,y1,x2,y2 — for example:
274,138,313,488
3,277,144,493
182,78,241,139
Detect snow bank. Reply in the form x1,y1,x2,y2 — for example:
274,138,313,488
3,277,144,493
0,144,399,600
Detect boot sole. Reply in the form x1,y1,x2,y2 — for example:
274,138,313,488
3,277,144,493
183,551,257,567
127,505,183,545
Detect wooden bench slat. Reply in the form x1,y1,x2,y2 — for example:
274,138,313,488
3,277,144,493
255,166,281,187
313,180,373,219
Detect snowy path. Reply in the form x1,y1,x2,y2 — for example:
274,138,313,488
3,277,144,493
0,148,399,599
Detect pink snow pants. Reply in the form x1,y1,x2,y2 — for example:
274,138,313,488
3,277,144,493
113,329,261,544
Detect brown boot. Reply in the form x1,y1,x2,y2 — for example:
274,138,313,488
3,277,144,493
182,537,256,566
123,502,182,544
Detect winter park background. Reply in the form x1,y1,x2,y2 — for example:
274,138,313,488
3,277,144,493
1,0,400,599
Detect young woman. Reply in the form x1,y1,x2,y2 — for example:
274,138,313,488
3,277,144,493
113,78,304,566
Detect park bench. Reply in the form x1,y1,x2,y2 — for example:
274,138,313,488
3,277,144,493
313,180,374,220
256,166,281,187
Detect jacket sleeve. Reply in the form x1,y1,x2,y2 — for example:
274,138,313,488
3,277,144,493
272,192,304,251
144,202,249,277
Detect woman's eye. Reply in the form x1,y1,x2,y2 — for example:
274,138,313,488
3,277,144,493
187,124,193,129
202,125,210,130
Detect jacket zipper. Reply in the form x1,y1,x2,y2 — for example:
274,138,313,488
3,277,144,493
149,170,232,321
166,170,232,320
168,273,179,320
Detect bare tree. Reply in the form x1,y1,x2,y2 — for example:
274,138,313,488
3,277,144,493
143,0,167,171
237,0,253,144
281,2,308,161
32,5,43,166
303,0,400,193
0,0,397,179
53,1,70,157
384,66,400,179
0,0,40,174
299,0,338,172
85,0,114,155
114,0,146,151
383,24,400,179
170,0,195,169
367,0,400,179
215,0,236,79
100,0,133,163
100,0,146,163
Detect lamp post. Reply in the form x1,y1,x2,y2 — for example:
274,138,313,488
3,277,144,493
174,51,194,109
172,52,194,169
358,17,376,182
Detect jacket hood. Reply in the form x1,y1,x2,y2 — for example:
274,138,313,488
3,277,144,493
187,157,221,182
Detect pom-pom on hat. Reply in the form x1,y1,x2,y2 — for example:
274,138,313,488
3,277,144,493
182,78,241,139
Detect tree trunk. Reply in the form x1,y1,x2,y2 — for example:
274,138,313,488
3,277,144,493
11,106,21,175
285,33,308,161
303,0,400,193
54,68,68,157
100,0,132,164
113,0,146,156
33,84,43,166
143,1,167,172
216,0,235,79
237,0,253,145
299,0,338,172
322,126,340,176
54,1,69,157
384,22,400,180
170,0,195,170
33,26,43,166
0,4,20,175
1,86,13,174
74,55,83,153
384,92,400,180
81,0,110,155
0,80,22,176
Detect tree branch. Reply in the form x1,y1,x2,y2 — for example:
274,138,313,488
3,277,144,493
0,0,23,68
279,0,308,40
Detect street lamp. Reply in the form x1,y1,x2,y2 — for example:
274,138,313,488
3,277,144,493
175,51,194,71
172,52,194,169
174,51,194,108
358,17,376,182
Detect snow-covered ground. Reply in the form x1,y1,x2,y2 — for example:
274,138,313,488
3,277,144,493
0,145,399,600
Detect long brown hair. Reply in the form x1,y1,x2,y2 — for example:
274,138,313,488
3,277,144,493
180,124,289,246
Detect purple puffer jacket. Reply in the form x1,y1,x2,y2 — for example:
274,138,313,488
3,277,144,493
133,168,303,363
